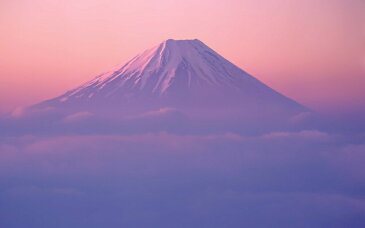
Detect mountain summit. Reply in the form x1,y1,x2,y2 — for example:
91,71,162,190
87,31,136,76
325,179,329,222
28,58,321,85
56,39,269,100
34,39,309,126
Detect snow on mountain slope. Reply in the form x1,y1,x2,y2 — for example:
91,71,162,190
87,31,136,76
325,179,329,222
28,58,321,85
55,39,275,101
33,39,309,123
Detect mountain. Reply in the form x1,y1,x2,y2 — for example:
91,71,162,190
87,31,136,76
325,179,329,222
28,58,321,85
31,39,310,129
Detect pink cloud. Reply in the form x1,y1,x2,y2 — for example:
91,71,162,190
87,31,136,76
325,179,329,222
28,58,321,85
10,107,25,118
125,107,177,119
63,111,93,122
289,111,313,124
262,130,330,141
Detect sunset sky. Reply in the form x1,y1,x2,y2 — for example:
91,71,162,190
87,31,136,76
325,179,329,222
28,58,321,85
1,0,364,116
2,2,365,227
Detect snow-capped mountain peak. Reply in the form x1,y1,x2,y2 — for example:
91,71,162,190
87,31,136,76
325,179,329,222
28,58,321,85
34,39,308,121
59,39,263,102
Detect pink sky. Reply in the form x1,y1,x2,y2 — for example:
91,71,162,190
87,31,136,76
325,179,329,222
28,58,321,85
1,0,364,116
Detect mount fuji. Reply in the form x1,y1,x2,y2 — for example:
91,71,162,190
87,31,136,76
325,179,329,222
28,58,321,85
28,39,311,132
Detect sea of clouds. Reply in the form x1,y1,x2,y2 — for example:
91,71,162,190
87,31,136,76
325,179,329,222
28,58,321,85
1,110,365,227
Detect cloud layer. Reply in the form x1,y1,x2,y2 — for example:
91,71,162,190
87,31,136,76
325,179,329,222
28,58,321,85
1,125,365,227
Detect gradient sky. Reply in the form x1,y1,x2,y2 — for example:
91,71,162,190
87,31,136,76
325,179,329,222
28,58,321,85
1,0,364,116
